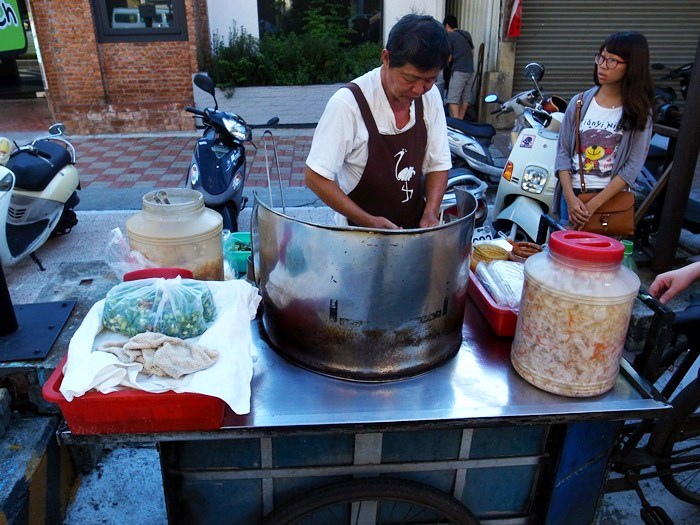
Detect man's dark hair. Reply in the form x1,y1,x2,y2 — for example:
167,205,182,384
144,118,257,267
385,14,449,71
443,15,458,29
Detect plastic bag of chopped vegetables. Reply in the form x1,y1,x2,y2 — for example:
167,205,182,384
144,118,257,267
102,277,217,338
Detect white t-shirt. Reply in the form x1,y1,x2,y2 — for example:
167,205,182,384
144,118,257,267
572,97,623,190
306,67,452,195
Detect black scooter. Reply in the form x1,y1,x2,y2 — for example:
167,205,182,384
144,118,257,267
185,73,278,231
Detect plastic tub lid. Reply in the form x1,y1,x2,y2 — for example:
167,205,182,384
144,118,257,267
548,231,624,264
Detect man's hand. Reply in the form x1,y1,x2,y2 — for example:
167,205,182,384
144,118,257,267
419,210,441,228
365,216,400,229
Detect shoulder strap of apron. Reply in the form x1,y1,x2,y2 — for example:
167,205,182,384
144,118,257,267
345,82,379,136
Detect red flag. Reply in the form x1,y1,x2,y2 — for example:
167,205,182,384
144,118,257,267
507,0,522,39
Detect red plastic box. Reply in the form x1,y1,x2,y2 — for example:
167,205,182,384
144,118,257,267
42,357,225,435
467,270,518,337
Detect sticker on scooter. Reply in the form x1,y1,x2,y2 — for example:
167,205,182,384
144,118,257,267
520,135,535,149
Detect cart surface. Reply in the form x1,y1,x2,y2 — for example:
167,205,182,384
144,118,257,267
58,299,670,524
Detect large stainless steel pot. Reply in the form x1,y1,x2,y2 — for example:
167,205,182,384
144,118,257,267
252,191,476,381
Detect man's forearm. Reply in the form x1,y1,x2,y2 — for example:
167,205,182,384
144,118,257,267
423,170,448,216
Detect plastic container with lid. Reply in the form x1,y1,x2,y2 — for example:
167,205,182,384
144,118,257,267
510,231,640,397
126,189,224,281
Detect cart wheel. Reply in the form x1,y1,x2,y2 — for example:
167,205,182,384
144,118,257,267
263,477,480,524
649,377,700,505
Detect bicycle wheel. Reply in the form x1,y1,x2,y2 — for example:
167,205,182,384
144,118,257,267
263,477,480,525
649,377,700,504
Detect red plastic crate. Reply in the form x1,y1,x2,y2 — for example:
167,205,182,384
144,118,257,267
42,357,225,434
467,270,518,337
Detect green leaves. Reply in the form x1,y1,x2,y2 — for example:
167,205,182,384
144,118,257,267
210,17,382,88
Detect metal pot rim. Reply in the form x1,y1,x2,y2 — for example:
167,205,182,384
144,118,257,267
253,193,476,235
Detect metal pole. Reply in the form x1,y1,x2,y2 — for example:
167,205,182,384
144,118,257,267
0,261,18,336
652,36,700,272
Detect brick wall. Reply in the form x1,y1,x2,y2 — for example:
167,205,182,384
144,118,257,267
28,0,208,134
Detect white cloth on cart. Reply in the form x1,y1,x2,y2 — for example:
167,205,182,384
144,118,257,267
59,280,261,415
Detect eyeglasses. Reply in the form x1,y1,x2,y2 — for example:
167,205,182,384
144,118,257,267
594,53,626,70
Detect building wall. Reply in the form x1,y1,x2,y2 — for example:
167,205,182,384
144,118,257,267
29,0,206,134
207,0,259,41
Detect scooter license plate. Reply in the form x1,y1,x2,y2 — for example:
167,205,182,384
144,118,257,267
472,225,494,243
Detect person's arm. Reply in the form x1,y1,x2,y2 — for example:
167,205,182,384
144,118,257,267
555,95,589,226
419,170,448,228
613,115,654,187
420,87,451,229
558,169,590,227
649,261,700,304
576,175,628,229
304,166,399,229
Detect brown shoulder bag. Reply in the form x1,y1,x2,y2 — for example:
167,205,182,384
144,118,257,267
575,95,635,236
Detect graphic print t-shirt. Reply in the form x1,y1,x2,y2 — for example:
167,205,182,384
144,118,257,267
572,97,623,190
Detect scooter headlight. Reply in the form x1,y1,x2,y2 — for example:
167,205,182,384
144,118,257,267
188,163,199,186
231,170,244,191
521,166,548,194
0,173,12,191
222,116,249,141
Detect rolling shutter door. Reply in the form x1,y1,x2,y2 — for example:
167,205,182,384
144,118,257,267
513,0,700,103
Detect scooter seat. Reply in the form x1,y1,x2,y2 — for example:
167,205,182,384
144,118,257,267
7,140,72,192
446,118,497,140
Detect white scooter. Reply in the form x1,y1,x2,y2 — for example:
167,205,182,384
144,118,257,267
490,64,567,241
446,63,565,186
0,124,80,269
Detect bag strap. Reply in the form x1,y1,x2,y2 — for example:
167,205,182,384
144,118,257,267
457,30,474,49
575,94,587,193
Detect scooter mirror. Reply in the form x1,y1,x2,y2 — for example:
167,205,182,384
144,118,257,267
483,94,499,104
194,73,218,109
194,73,216,95
523,62,544,82
49,123,65,136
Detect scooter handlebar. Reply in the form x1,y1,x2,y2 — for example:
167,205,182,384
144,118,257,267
185,106,207,117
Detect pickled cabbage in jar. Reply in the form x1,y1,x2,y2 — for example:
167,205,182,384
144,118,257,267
510,231,640,397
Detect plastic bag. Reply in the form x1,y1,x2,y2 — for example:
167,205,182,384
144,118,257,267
102,276,217,338
105,227,158,280
475,260,525,312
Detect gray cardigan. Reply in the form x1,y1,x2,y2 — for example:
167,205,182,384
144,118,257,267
554,86,653,189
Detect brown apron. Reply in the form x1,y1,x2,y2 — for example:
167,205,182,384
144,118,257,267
345,82,428,228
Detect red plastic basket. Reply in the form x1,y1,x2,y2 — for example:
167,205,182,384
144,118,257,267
467,271,518,337
42,357,225,434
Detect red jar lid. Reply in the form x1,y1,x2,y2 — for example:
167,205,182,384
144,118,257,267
548,231,624,264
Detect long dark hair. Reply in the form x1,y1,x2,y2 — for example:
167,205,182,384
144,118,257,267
594,31,654,131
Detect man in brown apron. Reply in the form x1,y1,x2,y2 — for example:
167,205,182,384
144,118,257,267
305,14,451,229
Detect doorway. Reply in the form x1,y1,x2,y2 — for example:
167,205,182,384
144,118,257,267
0,0,45,99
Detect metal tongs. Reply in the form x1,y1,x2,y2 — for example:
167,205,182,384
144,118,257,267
261,130,286,214
152,190,171,205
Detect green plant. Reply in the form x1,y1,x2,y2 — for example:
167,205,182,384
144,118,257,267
210,8,382,88
210,24,267,89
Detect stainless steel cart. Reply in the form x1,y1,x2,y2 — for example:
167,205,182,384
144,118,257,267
58,299,670,525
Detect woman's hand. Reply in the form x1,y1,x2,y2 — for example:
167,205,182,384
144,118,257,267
565,194,590,228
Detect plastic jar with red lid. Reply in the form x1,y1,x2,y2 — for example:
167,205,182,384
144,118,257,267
511,231,640,397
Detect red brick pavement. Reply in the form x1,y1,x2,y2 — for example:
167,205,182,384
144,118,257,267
71,135,311,190
1,98,312,190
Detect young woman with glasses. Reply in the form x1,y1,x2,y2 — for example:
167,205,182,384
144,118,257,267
554,31,654,229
